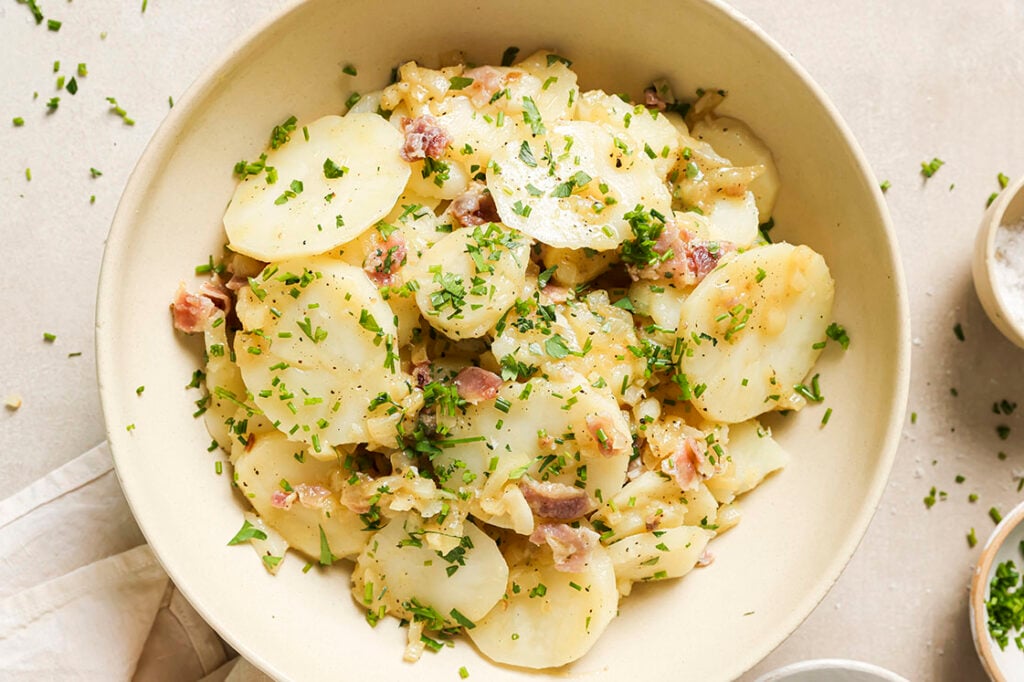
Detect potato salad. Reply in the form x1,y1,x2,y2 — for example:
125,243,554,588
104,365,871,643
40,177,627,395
171,50,835,669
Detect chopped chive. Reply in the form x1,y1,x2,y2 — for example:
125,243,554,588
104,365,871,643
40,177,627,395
990,507,1003,524
43,332,56,342
12,117,24,127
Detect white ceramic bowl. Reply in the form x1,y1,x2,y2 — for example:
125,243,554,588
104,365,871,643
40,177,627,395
970,500,1024,681
755,659,909,682
973,175,1024,349
96,1,910,679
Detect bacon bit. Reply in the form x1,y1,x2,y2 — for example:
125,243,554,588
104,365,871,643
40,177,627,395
585,414,622,456
244,433,257,453
270,490,297,510
519,479,591,521
363,231,408,286
643,86,668,112
171,283,216,333
660,437,703,492
627,222,733,286
412,362,432,389
340,484,370,514
697,549,715,567
454,366,503,404
400,115,451,162
295,483,332,510
529,523,600,573
199,278,233,314
451,187,500,227
462,66,506,108
539,282,570,304
645,511,663,532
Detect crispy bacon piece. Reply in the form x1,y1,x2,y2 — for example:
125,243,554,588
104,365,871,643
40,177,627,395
585,414,622,456
412,361,432,389
270,490,297,510
199,278,232,313
400,115,451,162
660,437,705,492
529,523,600,573
539,282,570,304
295,483,332,510
451,188,500,227
626,222,733,285
454,366,502,404
171,283,216,333
363,231,408,286
519,479,591,521
643,86,668,112
462,66,506,107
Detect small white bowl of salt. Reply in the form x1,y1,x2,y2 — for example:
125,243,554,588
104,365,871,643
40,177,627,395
974,175,1024,349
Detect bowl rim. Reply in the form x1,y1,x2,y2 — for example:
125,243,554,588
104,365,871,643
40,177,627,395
95,0,911,679
975,173,1024,347
969,498,1024,682
753,658,910,682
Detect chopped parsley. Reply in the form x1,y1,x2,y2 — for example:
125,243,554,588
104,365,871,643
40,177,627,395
920,157,944,178
227,520,267,545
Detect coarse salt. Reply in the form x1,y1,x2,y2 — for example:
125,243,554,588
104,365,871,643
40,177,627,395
993,218,1024,326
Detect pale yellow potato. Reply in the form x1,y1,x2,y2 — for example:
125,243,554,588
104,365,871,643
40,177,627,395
705,419,790,504
488,121,673,250
606,526,713,596
467,537,619,669
233,431,367,561
234,258,410,450
225,114,410,261
408,224,530,339
691,115,781,221
351,513,509,625
678,242,834,423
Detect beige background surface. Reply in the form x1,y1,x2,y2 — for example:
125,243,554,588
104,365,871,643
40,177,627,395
2,1,1023,680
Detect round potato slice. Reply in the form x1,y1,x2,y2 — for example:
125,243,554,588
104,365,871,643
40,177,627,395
224,113,410,261
234,258,410,451
487,121,673,250
408,223,530,339
678,242,834,422
352,513,509,625
691,115,780,221
574,89,681,179
468,537,619,668
233,431,367,561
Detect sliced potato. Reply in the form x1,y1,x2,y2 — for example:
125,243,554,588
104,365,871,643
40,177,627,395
352,513,509,624
606,526,713,596
433,374,631,507
678,242,834,423
409,224,530,339
468,537,618,668
233,431,367,561
691,115,780,220
488,121,673,250
202,309,247,450
575,90,681,178
225,113,410,261
704,420,789,503
234,258,410,450
706,191,759,247
592,471,718,543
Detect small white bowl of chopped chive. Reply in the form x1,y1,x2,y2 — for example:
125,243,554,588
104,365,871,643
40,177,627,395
970,499,1024,681
973,174,1024,349
754,658,909,682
